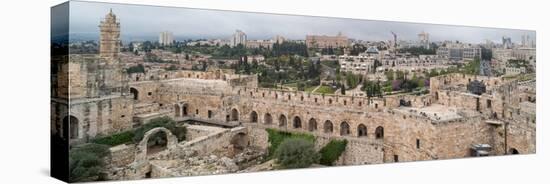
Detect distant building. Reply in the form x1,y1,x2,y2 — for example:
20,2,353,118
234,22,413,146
273,35,286,44
246,40,273,49
231,30,247,47
99,9,120,59
159,31,174,46
521,34,535,48
502,36,512,49
505,67,526,76
437,44,481,61
418,31,430,49
305,32,349,49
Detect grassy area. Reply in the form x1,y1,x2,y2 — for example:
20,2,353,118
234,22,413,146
314,85,336,94
319,139,348,166
305,85,318,92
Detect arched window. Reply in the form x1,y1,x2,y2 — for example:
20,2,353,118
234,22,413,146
250,111,258,123
231,108,239,121
264,113,273,124
279,115,287,127
293,116,302,129
308,118,317,132
357,124,367,137
324,120,333,133
340,122,350,136
375,126,384,139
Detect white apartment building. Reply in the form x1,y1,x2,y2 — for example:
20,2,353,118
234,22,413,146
231,30,247,47
159,31,174,46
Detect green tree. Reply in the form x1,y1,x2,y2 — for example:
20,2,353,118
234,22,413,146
274,138,320,169
69,143,110,182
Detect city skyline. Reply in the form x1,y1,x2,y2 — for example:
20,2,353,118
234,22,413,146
68,1,535,44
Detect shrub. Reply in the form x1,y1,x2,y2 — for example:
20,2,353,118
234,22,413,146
274,138,320,169
126,64,145,74
266,128,315,158
91,131,134,146
69,143,110,182
319,139,348,166
133,116,186,143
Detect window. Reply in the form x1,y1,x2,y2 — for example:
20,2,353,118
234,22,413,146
393,155,399,162
416,139,420,149
208,110,213,118
196,109,199,115
148,92,152,96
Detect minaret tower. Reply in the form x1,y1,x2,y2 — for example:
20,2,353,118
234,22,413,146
99,9,120,59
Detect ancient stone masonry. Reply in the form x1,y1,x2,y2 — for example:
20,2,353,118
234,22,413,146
59,9,536,181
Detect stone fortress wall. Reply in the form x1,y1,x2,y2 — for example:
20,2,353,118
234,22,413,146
52,10,536,180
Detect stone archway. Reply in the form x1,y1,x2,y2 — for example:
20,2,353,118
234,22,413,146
375,126,384,139
230,132,249,154
134,127,178,164
130,87,139,100
279,114,287,127
293,116,302,129
182,104,189,116
509,148,520,155
63,115,79,139
308,118,317,132
340,121,350,136
324,120,333,134
357,124,367,137
231,108,239,121
250,111,258,123
264,113,273,124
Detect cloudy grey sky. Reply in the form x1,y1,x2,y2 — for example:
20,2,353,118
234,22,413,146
68,1,535,43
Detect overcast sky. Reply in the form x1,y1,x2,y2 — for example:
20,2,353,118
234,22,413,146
69,1,535,44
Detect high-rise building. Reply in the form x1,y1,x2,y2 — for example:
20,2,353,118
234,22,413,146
231,30,247,47
99,9,120,59
502,36,512,49
521,34,535,48
159,31,174,46
418,31,430,49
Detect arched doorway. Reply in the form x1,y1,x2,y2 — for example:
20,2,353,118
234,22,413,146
279,114,287,127
174,104,181,117
324,120,333,134
231,108,239,121
250,111,258,123
509,148,519,155
134,127,178,164
147,131,167,155
130,87,139,100
357,124,367,137
264,113,272,124
62,116,79,139
182,104,188,116
308,118,317,132
293,116,302,129
340,121,350,136
375,126,384,139
230,132,249,154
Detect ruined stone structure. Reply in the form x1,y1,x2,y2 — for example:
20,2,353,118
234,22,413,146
99,9,121,59
55,10,535,180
